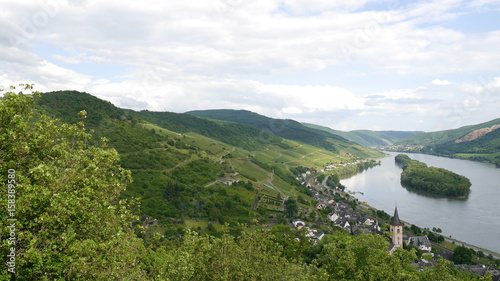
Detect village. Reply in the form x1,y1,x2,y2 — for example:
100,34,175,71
292,164,500,281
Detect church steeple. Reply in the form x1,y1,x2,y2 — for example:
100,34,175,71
390,206,403,251
391,206,402,226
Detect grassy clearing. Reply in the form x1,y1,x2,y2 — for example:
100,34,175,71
229,159,270,181
184,220,228,232
437,240,458,251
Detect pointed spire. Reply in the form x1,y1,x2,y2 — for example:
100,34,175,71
391,206,402,226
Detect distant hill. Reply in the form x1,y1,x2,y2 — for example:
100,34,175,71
127,110,286,151
397,118,500,166
302,123,423,147
36,90,126,126
397,118,500,146
186,109,363,153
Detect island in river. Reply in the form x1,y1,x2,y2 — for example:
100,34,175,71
395,154,471,198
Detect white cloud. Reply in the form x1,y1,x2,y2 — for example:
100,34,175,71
1,0,499,131
431,79,452,85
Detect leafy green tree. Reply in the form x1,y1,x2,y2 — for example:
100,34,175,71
313,232,418,280
144,229,326,280
453,246,475,265
421,257,490,280
284,198,298,218
0,86,146,280
268,225,314,262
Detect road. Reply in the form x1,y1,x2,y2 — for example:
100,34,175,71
443,237,500,260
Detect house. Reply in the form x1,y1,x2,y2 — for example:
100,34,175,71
362,218,381,233
455,265,500,281
413,259,437,270
305,228,318,238
316,203,325,210
409,236,432,252
292,220,305,229
316,233,325,241
220,179,239,186
328,212,339,222
342,220,351,230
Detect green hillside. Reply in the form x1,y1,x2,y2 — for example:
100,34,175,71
127,110,286,151
397,118,500,146
350,130,424,146
397,118,500,166
303,123,423,147
34,90,381,229
186,109,356,153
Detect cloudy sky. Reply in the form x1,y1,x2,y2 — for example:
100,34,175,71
1,0,499,131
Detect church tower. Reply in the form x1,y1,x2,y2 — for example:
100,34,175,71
390,206,403,250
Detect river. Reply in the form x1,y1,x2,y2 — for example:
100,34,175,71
340,152,500,253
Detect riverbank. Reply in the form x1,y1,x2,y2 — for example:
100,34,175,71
340,152,500,254
442,236,500,260
353,192,500,264
383,148,500,168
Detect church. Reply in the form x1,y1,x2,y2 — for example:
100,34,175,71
389,206,404,253
389,206,432,254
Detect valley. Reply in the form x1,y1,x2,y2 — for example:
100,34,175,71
2,88,499,280
34,90,385,234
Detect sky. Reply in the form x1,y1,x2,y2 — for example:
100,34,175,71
1,0,499,132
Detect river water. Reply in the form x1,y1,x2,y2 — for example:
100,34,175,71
340,152,500,253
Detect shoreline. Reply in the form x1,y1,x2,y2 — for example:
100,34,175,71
340,152,500,255
357,198,500,259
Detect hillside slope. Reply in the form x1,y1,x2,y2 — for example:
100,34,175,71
35,90,382,233
397,118,500,166
397,118,500,146
350,130,424,147
303,123,422,147
186,109,380,157
127,109,286,151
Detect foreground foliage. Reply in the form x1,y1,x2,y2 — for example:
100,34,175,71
1,86,147,280
144,228,489,281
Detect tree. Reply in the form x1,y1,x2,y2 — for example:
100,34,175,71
0,86,146,280
276,192,282,202
284,198,298,218
313,232,418,280
453,246,475,265
144,229,324,280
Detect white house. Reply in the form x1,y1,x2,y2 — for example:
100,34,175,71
409,236,432,252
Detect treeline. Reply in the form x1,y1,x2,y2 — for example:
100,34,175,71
143,227,490,281
395,154,471,197
331,159,380,179
420,128,500,167
427,128,500,155
187,109,355,153
129,110,285,151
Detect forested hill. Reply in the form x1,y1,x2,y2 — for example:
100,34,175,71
397,118,500,146
396,118,500,166
186,109,356,153
302,123,423,147
127,109,286,151
34,90,382,224
36,91,283,151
